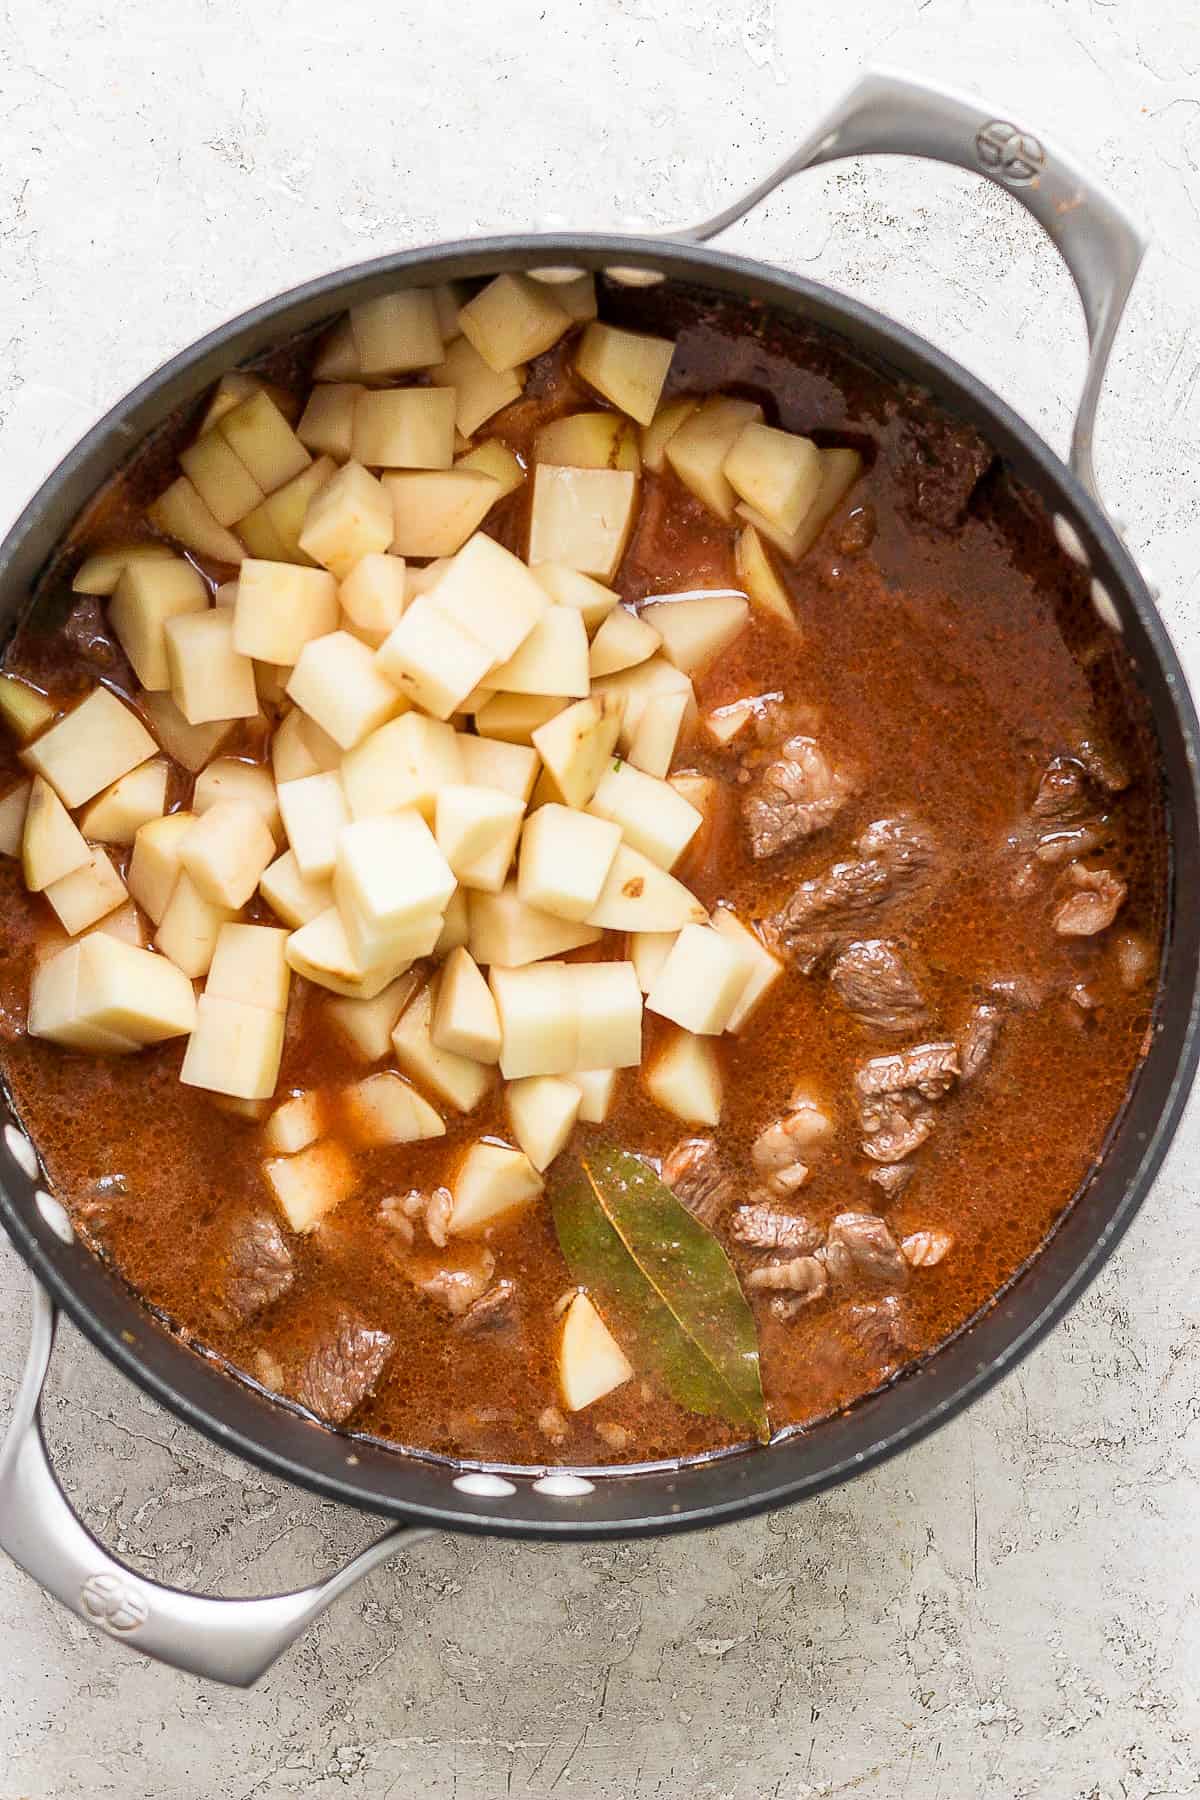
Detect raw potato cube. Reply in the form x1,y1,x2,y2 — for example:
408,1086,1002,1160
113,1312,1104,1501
22,687,156,812
733,500,810,562
431,946,501,1063
180,430,264,526
44,848,127,936
473,692,566,745
277,771,349,881
141,692,233,773
711,908,784,1031
391,982,492,1112
585,843,707,933
588,604,661,678
528,465,637,583
530,563,620,632
28,944,138,1053
217,391,311,494
458,273,571,372
195,758,281,845
630,929,676,993
588,760,702,870
454,808,524,893
576,323,675,426
568,1067,618,1124
457,734,538,804
313,318,360,381
666,397,763,522
200,372,299,433
448,1139,543,1235
207,923,291,1014
342,711,463,822
127,810,197,923
88,900,148,950
436,784,524,882
641,593,749,675
349,289,443,375
352,389,456,471
559,1292,633,1411
341,1071,445,1147
259,849,333,928
264,1139,357,1232
22,777,89,891
234,560,338,665
549,272,597,321
334,811,455,964
0,675,55,742
645,1028,723,1126
646,922,756,1035
109,557,209,690
339,553,408,646
487,606,589,698
73,934,198,1042
432,533,549,664
154,871,234,978
165,608,259,726
507,1075,580,1172
238,456,337,565
80,759,168,845
430,335,524,436
572,962,643,1069
325,971,419,1061
532,692,624,809
297,460,393,577
286,906,404,1000
534,411,640,474
787,447,865,557
296,383,365,462
384,470,502,558
627,690,688,779
271,706,341,784
455,438,525,498
181,993,285,1100
181,799,276,907
374,595,493,720
518,804,621,921
435,883,470,955
490,961,577,1077
0,780,30,857
286,630,402,750
431,280,468,338
263,1089,325,1155
469,883,601,968
148,477,246,565
592,656,694,753
640,397,698,473
735,524,795,628
724,423,822,536
72,541,175,597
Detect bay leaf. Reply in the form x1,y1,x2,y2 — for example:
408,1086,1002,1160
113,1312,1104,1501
551,1139,768,1441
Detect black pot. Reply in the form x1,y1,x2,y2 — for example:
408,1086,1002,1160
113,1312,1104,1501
1,69,1197,1686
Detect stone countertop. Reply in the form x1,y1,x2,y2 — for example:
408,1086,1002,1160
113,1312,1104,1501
1,2,1198,1794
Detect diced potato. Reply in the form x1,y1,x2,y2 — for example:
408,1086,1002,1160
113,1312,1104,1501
259,849,333,928
431,946,501,1063
296,382,365,462
469,882,601,968
528,465,637,583
108,557,210,691
640,397,698,474
140,692,233,772
312,318,360,382
0,675,55,742
264,1138,357,1233
430,335,524,436
165,608,259,726
148,477,246,565
277,771,349,880
591,655,694,753
518,803,621,921
507,1074,580,1172
665,397,763,521
154,870,234,978
384,469,502,557
544,272,596,321
435,883,470,955
435,784,524,883
640,593,749,676
487,605,589,699
706,695,760,747
200,372,299,433
296,460,393,579
458,273,571,373
286,906,405,1000
22,777,89,892
457,734,538,804
588,761,701,870
181,799,276,907
341,1070,445,1147
448,1139,543,1237
630,929,676,993
263,1089,325,1155
195,758,281,845
576,323,674,426
588,604,661,679
286,630,402,751
233,560,339,665
391,981,492,1112
0,779,31,856
217,391,310,494
238,456,337,565
339,553,408,647
207,923,291,1013
349,289,443,375
44,847,127,936
724,423,822,536
72,541,175,597
80,759,168,846
530,562,620,633
127,810,197,923
341,711,463,823
374,594,493,721
559,1291,633,1411
735,524,794,627
586,843,708,932
429,280,467,338
645,922,756,1036
22,687,157,810
179,430,264,527
473,691,566,744
489,961,576,1077
351,389,456,471
572,962,643,1069
455,438,526,498
28,943,138,1053
534,411,640,474
431,532,549,664
644,1028,723,1126
711,908,784,1032
325,970,420,1061
568,1067,618,1124
626,689,688,779
90,900,149,950
270,706,341,784
181,993,285,1100
334,811,455,965
73,933,197,1043
531,692,624,809
785,446,865,557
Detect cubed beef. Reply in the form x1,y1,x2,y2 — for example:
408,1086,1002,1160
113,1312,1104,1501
213,1209,294,1327
823,1212,909,1288
663,1137,739,1226
893,408,993,530
292,1307,394,1424
729,1204,822,1254
845,1295,912,1370
959,1002,1001,1082
1052,865,1126,937
743,736,852,860
771,815,939,970
829,938,928,1033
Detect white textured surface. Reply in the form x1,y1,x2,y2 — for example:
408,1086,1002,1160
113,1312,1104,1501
2,2,1200,1794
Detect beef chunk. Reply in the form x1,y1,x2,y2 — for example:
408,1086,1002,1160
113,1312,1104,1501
415,1249,497,1318
746,1253,829,1320
213,1209,294,1327
1033,821,1107,866
894,408,993,530
901,1228,953,1267
730,1204,822,1254
959,1002,1001,1082
743,736,852,860
870,1162,914,1201
1031,756,1093,824
663,1137,738,1226
829,938,928,1033
292,1307,394,1424
846,1295,912,1370
771,815,939,970
860,1094,936,1164
856,1041,959,1102
456,1279,517,1334
823,1212,909,1288
1052,865,1126,936
1075,736,1130,795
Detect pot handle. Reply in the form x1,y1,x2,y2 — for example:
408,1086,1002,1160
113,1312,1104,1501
0,1277,432,1686
673,66,1145,510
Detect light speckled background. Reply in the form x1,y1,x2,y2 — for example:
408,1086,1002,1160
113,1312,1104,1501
1,2,1199,1795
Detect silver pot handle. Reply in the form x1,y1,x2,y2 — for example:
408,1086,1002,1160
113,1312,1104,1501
673,66,1145,511
0,1277,432,1686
